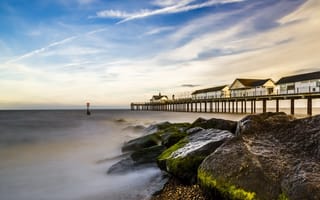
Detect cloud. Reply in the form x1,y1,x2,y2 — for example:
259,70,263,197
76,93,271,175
94,9,149,19
2,0,318,108
6,36,76,64
181,84,200,88
144,26,175,35
152,0,195,7
93,0,247,23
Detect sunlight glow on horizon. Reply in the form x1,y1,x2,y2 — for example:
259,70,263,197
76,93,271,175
1,0,319,109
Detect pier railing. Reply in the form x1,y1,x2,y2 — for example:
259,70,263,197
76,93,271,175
131,92,320,116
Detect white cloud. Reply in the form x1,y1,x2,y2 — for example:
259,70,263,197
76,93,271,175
145,26,175,35
93,0,247,23
2,0,319,108
157,0,320,83
152,0,195,7
94,9,148,19
6,36,76,64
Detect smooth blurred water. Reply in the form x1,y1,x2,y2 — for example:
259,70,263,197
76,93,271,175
1,109,318,200
0,110,244,200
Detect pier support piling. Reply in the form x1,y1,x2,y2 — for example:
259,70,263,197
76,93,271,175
307,98,312,116
290,99,295,115
263,99,267,113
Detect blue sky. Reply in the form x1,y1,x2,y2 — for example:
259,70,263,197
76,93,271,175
0,0,319,109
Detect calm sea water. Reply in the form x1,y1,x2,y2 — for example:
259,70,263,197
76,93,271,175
1,108,319,200
0,110,244,200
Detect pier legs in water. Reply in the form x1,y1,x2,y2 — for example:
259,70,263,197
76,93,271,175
131,96,316,116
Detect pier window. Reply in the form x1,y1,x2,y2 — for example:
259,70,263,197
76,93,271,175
287,85,294,90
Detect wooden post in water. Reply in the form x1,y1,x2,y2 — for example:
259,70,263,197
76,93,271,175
232,101,235,113
241,100,244,113
276,99,279,112
244,100,247,113
307,98,312,116
235,101,238,113
204,102,207,112
221,101,224,113
210,101,213,112
263,99,267,113
214,102,217,112
290,99,295,115
86,102,91,115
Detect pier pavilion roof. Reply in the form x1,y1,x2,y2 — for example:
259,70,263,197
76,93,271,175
276,71,320,85
191,85,229,95
230,79,274,90
150,93,168,101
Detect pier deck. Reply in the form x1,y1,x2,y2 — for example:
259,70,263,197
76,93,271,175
131,92,320,116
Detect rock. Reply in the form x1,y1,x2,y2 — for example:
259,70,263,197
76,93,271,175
186,127,204,135
123,125,146,133
190,117,237,134
199,113,320,200
145,122,172,135
108,145,166,174
110,121,192,174
158,129,234,184
157,121,173,130
122,122,190,152
131,145,167,164
235,112,294,136
159,125,188,148
122,133,162,152
107,157,157,174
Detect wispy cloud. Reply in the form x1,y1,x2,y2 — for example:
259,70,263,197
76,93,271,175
145,26,175,36
93,0,247,23
6,36,76,64
152,0,196,7
181,84,200,88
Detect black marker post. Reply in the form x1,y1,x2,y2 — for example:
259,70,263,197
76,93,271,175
86,102,91,115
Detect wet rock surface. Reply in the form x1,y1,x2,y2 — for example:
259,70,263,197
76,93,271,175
110,114,320,200
158,128,234,183
199,112,320,200
121,133,162,152
108,122,190,174
190,117,237,134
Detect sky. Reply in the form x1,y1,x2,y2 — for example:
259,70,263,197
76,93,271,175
0,0,319,109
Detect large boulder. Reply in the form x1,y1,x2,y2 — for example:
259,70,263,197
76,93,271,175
190,117,237,134
122,133,162,152
108,145,166,174
122,122,190,152
199,113,320,200
110,122,190,174
158,128,234,183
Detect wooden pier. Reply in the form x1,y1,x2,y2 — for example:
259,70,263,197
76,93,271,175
131,93,320,116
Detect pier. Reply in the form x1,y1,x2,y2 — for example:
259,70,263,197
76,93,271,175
131,92,320,116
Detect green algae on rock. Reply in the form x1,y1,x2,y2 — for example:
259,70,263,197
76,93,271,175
158,128,234,183
199,113,320,200
198,169,256,200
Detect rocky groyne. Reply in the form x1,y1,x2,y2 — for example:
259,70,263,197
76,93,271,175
108,112,320,200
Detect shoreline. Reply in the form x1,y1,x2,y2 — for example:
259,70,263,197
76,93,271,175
111,112,320,200
151,177,206,200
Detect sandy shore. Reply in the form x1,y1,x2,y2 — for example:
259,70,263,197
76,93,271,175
151,178,207,200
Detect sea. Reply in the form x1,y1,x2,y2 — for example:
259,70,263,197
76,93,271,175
0,109,319,200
